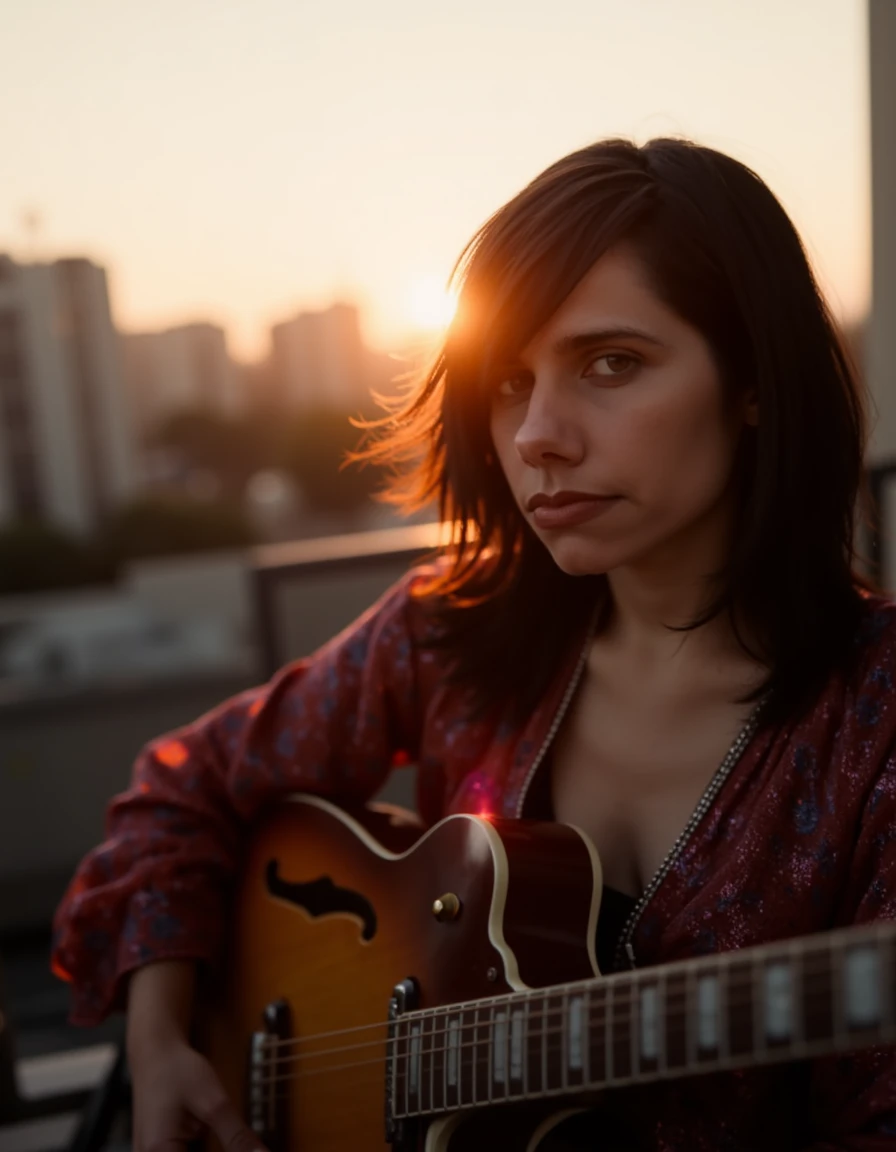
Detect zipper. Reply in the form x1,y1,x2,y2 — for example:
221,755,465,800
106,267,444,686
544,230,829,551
612,695,769,972
513,605,602,819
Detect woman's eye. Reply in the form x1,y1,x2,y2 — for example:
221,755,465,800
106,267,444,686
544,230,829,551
586,353,636,378
495,372,531,397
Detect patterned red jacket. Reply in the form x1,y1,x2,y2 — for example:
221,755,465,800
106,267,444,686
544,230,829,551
53,566,896,1149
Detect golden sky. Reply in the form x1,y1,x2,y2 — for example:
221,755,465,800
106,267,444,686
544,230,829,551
2,0,870,362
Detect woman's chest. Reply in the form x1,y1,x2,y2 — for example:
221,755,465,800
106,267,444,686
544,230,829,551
548,675,759,897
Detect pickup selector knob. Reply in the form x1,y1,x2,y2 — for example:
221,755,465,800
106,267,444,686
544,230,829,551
432,892,461,921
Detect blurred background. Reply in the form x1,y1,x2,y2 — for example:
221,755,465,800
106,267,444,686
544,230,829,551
2,0,895,1147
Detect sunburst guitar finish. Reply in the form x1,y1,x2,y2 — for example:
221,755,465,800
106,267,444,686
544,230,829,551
200,795,603,1151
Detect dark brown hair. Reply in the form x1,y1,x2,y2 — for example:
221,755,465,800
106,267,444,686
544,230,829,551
353,137,873,729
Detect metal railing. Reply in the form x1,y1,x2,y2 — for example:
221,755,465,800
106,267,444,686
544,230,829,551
251,520,446,678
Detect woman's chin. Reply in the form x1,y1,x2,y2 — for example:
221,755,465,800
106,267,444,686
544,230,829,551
543,540,619,577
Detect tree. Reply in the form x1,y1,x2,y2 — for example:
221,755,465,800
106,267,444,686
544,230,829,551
0,521,112,595
103,496,258,561
281,408,383,514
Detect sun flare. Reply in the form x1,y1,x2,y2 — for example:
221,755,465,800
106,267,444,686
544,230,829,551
407,276,457,331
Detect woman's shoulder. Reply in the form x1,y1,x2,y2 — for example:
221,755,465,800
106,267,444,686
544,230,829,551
851,586,896,661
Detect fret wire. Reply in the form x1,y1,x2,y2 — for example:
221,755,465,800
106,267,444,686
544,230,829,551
416,1014,424,1113
605,979,615,1082
435,1013,442,1110
402,1016,409,1119
411,1020,421,1111
872,925,891,1038
386,1013,393,1119
718,953,731,1062
789,937,805,1056
541,991,549,1092
557,990,566,1087
428,1010,435,1112
753,950,766,1059
589,982,606,1087
831,935,846,1047
630,972,639,1076
685,961,697,1071
618,974,633,1080
457,1011,466,1109
584,985,592,1084
500,1005,510,1101
657,969,667,1073
508,1003,515,1098
472,1007,479,1107
524,993,531,1098
486,1003,493,1104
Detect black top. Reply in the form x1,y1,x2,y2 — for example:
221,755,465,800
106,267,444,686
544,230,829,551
594,884,637,973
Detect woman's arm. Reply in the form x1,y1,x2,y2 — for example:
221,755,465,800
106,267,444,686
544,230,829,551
51,566,436,1025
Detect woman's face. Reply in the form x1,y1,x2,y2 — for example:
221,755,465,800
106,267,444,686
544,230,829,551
488,245,755,579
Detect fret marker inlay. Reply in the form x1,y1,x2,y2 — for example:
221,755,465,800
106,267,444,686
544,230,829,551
697,974,719,1049
845,946,880,1027
640,985,659,1059
447,1018,459,1087
764,961,793,1040
510,1010,524,1081
569,995,584,1070
410,1024,421,1094
493,1011,507,1083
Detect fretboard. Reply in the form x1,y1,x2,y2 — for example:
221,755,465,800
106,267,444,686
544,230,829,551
389,920,896,1119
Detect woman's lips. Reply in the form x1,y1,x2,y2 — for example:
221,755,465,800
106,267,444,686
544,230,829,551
531,496,619,529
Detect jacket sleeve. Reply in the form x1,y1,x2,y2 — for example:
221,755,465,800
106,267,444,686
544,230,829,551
51,568,435,1025
802,750,896,1148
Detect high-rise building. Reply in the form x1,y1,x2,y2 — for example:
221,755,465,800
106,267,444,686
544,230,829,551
0,255,137,536
270,302,372,410
122,321,242,434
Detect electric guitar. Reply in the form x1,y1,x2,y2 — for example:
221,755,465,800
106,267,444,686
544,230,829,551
201,794,896,1151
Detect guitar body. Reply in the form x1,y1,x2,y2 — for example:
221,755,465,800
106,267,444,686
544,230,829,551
201,794,603,1151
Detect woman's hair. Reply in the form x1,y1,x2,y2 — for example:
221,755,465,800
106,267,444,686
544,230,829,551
353,137,873,729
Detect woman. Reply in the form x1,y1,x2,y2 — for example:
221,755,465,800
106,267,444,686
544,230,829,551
53,138,896,1149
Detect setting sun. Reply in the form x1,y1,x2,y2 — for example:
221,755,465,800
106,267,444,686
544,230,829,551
407,276,457,331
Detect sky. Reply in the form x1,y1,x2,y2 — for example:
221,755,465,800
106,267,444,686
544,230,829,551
1,0,870,363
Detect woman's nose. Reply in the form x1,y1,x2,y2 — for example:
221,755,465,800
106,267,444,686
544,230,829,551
514,390,585,467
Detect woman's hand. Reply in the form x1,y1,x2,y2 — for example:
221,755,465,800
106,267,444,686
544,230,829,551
129,1037,266,1152
126,960,267,1152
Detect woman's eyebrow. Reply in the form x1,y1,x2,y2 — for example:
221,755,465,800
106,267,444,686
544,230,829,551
551,326,666,355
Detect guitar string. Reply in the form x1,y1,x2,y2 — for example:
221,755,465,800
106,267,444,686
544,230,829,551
259,985,836,1072
258,947,845,1057
251,984,850,1086
254,1002,869,1095
256,944,843,1059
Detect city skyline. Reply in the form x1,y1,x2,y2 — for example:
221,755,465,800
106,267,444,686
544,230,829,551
3,0,870,361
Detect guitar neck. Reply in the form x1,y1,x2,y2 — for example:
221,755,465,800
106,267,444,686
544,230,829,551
390,919,896,1119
